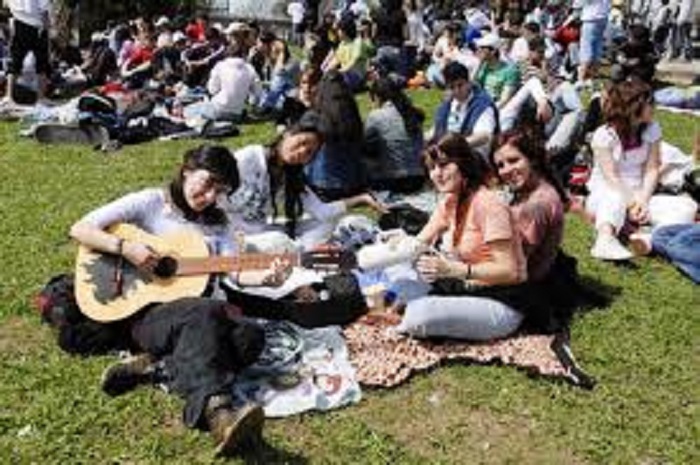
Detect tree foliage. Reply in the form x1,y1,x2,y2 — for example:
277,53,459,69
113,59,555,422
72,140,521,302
77,0,199,38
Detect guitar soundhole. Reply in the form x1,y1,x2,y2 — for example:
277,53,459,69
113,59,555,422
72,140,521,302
154,256,178,278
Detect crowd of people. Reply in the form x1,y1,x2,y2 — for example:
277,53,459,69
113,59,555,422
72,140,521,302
10,0,700,458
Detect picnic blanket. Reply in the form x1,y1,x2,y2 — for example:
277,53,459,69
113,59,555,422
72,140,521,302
231,320,362,417
344,316,595,389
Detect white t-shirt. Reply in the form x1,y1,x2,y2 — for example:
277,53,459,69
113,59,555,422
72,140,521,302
578,0,612,22
220,145,346,235
80,188,233,253
406,10,427,49
588,122,662,192
207,57,261,116
675,0,696,24
510,37,530,63
446,95,497,159
8,0,50,28
287,2,305,25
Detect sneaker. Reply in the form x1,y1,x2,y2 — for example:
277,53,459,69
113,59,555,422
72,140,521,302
591,234,633,261
101,354,155,396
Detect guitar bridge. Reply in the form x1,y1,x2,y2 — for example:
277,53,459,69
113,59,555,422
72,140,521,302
113,255,124,297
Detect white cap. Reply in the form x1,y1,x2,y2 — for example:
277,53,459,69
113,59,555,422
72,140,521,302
172,31,187,43
475,33,501,49
155,16,170,28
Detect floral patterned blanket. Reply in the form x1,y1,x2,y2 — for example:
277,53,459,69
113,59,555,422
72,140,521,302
343,315,595,389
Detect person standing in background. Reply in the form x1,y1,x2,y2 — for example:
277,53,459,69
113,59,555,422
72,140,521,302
574,0,611,88
2,0,51,105
287,0,306,46
671,0,697,60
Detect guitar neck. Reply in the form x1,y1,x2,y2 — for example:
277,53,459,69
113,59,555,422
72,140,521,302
176,253,300,276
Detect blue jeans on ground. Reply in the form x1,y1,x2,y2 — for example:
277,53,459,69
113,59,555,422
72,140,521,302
580,18,608,64
652,224,700,283
259,70,297,110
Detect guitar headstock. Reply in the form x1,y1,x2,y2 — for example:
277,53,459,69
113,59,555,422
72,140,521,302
300,245,357,272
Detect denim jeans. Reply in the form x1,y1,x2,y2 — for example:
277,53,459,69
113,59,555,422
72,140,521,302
652,224,700,283
671,22,693,59
259,70,296,110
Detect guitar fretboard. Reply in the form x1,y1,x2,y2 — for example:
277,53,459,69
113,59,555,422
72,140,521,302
176,253,300,276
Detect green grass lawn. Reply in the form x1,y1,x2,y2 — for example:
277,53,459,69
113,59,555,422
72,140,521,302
0,91,698,464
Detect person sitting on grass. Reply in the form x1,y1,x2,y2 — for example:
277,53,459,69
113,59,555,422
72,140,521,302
363,76,426,194
586,78,698,261
426,61,499,161
182,43,261,123
492,124,567,282
305,71,369,201
69,144,295,456
119,26,155,89
255,33,301,114
473,32,521,110
275,67,322,132
396,134,528,341
490,123,603,331
322,15,370,92
221,110,386,251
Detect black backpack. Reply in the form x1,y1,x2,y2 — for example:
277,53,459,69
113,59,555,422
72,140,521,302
378,204,430,236
34,274,132,355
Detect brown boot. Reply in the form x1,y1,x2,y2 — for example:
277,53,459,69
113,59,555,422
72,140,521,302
205,394,265,457
101,353,156,396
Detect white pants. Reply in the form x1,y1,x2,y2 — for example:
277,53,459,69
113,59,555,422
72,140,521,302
586,189,697,232
397,295,524,341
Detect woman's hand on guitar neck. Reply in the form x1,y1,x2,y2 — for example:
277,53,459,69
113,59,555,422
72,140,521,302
122,240,161,274
262,257,293,287
237,257,293,288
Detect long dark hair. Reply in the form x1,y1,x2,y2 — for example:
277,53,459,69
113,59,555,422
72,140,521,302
267,112,325,238
369,77,425,137
495,123,569,204
313,70,363,142
169,144,239,225
603,78,652,145
423,134,489,247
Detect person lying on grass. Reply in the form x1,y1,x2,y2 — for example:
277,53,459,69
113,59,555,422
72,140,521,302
69,144,294,457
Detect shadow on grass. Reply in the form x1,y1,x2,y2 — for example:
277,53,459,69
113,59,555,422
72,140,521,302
575,274,623,313
238,438,308,465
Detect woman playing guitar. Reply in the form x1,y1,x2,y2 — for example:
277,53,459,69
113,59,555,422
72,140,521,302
69,143,291,457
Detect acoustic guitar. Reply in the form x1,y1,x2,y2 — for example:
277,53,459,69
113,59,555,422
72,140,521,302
75,223,355,322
